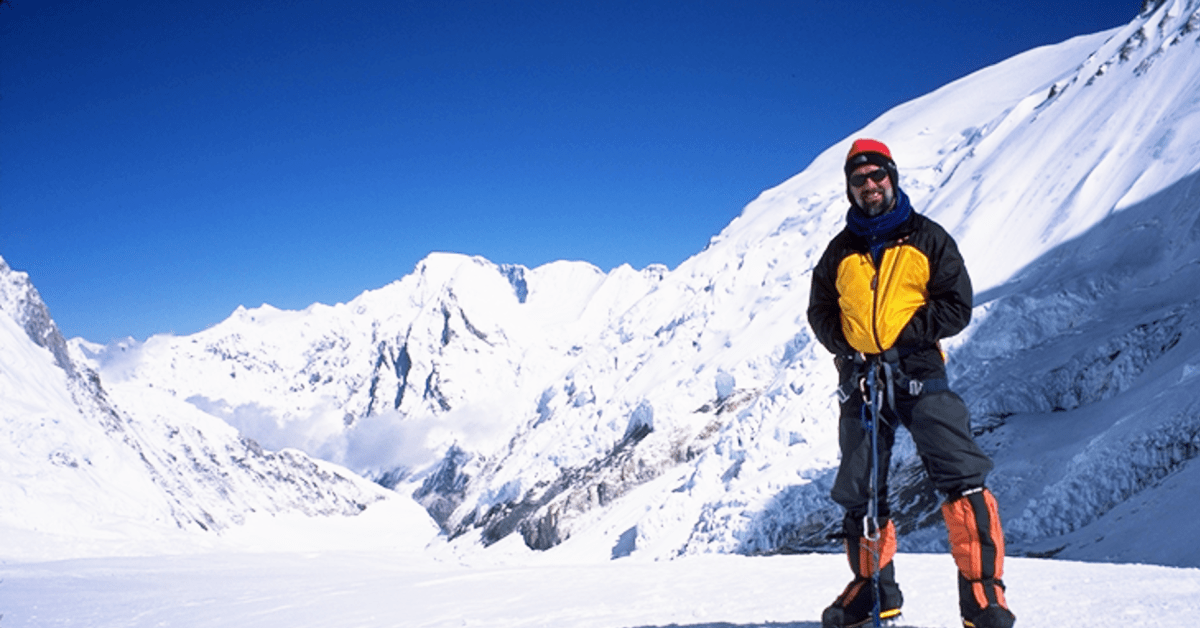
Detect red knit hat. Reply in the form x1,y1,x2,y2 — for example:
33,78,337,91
844,138,898,185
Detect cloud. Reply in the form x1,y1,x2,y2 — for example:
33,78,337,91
185,396,513,480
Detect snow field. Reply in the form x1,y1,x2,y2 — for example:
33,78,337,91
2,550,1198,628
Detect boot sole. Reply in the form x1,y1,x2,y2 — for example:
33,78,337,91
837,608,902,628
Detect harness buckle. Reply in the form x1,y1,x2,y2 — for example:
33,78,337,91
908,379,923,396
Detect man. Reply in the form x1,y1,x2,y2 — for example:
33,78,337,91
807,139,1016,628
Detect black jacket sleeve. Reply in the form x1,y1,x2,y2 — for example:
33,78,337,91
808,236,855,356
897,220,973,348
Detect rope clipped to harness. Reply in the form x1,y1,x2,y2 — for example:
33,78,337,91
839,348,954,627
860,361,885,628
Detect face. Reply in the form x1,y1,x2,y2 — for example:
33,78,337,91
849,164,895,217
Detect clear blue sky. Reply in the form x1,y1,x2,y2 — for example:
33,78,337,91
2,0,1140,343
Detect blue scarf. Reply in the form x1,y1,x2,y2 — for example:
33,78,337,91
846,188,913,264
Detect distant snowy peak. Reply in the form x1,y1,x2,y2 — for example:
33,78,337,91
1,256,401,554
199,252,663,348
87,252,669,482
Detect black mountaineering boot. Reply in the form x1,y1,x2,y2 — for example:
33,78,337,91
821,563,903,627
943,488,1015,628
961,603,1016,628
822,519,903,627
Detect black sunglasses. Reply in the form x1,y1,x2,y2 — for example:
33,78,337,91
849,169,889,187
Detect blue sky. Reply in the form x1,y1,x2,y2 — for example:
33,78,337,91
2,1,1140,343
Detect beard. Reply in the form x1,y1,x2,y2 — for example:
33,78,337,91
858,188,895,217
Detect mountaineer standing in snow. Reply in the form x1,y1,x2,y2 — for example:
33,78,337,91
807,139,1016,628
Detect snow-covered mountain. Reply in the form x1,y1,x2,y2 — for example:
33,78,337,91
11,0,1200,567
0,257,419,560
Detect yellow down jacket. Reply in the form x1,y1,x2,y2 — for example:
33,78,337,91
807,211,973,380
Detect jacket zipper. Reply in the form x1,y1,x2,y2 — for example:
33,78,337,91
870,255,885,353
869,239,904,354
